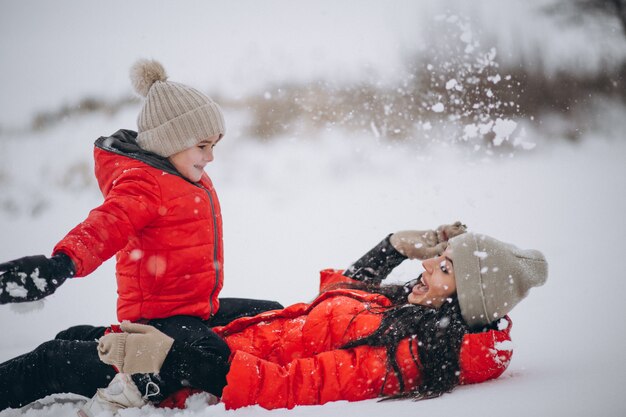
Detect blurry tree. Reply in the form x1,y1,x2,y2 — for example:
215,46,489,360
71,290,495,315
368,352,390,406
548,0,626,37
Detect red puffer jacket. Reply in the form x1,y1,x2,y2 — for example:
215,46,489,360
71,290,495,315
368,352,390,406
53,130,223,322
214,269,513,410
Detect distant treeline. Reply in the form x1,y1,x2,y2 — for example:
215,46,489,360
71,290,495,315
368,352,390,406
20,61,623,141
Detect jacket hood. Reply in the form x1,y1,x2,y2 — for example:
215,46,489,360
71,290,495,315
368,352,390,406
93,129,183,196
95,129,180,174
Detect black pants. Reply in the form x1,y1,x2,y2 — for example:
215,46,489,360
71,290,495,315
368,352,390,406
0,297,282,410
53,298,284,341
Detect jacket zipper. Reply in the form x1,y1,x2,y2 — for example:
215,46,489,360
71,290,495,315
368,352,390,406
199,183,221,316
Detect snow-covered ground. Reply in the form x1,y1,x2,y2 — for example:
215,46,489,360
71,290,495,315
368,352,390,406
1,0,626,415
0,106,625,416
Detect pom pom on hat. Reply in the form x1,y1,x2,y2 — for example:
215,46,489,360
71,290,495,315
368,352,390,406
130,59,168,97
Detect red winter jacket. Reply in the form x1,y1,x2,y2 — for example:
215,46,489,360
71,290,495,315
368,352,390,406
212,269,513,410
53,130,224,322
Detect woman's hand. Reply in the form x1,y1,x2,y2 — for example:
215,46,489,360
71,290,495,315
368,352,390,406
390,221,466,260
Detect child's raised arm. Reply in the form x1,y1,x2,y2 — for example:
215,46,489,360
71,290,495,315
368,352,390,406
0,252,75,303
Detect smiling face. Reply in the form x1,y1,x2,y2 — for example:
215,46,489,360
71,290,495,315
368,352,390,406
168,135,220,182
407,248,457,308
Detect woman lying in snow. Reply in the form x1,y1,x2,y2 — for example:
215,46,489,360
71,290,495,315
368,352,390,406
71,226,548,415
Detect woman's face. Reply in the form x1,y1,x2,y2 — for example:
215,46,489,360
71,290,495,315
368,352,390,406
407,248,457,308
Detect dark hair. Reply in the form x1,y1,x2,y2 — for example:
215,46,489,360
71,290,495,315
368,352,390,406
335,279,469,400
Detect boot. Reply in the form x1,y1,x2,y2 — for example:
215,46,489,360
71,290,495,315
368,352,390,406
77,373,149,417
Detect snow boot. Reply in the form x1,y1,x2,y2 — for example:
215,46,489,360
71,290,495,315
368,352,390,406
77,373,150,417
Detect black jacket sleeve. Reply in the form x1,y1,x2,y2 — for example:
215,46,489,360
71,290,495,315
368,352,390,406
343,234,407,284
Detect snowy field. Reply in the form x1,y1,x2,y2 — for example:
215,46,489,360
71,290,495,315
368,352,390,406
0,107,625,417
1,0,626,416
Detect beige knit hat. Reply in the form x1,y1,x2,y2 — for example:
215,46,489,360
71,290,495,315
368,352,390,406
448,232,548,327
130,59,226,157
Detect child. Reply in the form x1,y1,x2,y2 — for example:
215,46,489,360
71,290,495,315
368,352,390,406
0,59,281,347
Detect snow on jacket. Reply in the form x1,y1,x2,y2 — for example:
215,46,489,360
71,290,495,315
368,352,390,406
214,269,513,410
53,130,224,322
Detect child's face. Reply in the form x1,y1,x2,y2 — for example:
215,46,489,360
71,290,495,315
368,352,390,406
169,134,221,182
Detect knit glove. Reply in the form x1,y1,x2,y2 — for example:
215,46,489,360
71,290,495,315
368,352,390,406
0,252,75,304
98,321,174,375
390,221,467,260
390,231,448,260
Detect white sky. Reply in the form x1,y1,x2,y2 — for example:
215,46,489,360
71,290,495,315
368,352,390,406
0,0,624,127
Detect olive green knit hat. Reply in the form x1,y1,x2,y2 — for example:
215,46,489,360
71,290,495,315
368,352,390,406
129,59,225,157
448,232,548,327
